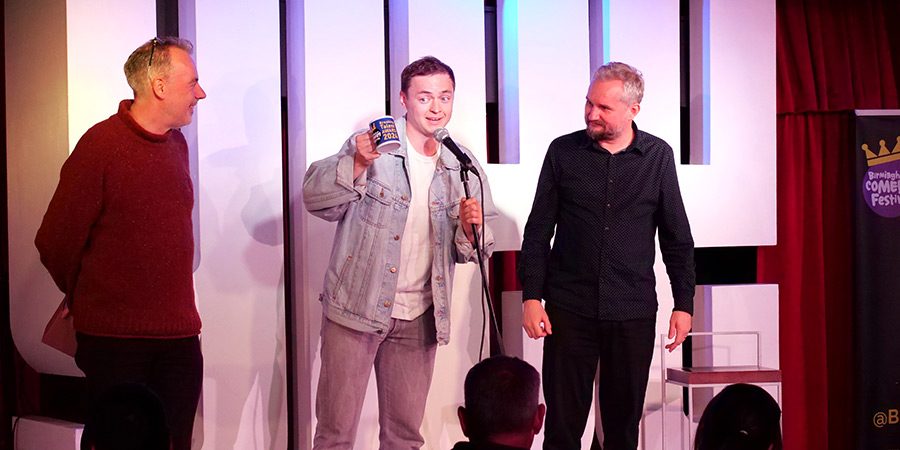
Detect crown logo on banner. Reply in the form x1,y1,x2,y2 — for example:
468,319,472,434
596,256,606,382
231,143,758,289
861,137,900,167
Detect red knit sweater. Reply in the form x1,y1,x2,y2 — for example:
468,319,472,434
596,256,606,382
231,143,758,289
36,100,201,338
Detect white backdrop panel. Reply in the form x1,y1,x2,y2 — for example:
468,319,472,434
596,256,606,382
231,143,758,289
677,0,777,247
397,0,488,162
66,0,156,152
489,0,591,252
490,0,776,250
657,284,780,446
290,0,387,448
608,0,682,157
193,0,287,447
7,0,155,377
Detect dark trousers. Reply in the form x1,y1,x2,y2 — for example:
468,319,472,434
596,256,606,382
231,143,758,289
75,333,203,450
542,303,656,450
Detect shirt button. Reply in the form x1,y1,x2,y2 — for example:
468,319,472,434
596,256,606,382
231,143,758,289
394,235,400,240
608,179,613,184
390,267,397,273
604,227,610,231
606,203,611,208
401,195,408,200
384,301,391,307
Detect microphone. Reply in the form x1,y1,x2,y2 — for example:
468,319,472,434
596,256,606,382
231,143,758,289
433,127,479,176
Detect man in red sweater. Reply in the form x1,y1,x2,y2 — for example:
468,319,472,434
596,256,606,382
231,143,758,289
35,37,206,450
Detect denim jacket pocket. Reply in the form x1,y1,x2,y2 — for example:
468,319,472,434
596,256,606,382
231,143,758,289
443,198,462,220
358,179,392,228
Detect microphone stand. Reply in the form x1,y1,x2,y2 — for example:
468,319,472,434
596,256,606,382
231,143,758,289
459,167,506,356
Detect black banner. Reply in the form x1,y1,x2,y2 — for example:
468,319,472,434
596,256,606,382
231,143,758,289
854,112,900,449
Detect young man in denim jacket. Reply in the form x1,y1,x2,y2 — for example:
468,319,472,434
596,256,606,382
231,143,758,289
303,56,497,449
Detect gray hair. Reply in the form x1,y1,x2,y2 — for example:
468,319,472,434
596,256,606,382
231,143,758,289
591,61,644,105
123,37,194,96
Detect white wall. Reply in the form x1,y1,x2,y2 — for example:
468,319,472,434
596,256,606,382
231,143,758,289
192,0,288,447
7,0,156,378
7,0,289,447
65,0,156,153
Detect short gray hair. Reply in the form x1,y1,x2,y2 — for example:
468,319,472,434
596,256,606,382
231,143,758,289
591,61,644,105
123,37,194,96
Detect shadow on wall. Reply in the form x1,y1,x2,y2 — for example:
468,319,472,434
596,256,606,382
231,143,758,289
194,78,288,449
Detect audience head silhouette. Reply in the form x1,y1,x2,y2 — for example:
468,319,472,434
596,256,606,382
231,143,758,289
81,383,171,450
456,356,544,449
694,383,782,450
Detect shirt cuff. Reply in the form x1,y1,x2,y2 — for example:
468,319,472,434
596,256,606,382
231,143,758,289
673,298,694,316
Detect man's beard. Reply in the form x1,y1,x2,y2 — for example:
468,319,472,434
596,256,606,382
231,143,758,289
586,120,622,142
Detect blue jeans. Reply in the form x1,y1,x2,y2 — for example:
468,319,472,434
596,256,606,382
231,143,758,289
313,307,438,450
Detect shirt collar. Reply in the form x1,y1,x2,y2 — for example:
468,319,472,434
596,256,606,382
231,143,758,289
581,121,647,155
118,99,173,143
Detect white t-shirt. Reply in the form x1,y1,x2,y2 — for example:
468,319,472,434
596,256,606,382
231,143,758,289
392,141,440,320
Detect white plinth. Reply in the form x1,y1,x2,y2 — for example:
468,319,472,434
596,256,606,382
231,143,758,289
12,416,83,450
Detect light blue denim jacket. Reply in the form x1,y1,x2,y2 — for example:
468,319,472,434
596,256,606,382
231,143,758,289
302,116,496,345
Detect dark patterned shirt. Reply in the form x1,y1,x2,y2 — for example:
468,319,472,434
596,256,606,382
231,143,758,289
518,122,695,320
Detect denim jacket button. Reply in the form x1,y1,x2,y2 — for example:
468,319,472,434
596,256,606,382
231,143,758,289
384,301,391,307
390,267,397,273
394,235,400,240
401,195,408,200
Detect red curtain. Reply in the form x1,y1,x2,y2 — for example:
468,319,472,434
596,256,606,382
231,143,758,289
777,0,898,114
758,112,855,450
761,1,899,448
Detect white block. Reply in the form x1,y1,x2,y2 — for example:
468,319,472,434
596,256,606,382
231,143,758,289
12,416,83,450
